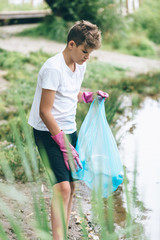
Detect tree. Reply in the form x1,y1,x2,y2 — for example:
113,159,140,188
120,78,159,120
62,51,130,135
126,0,129,14
44,0,115,23
44,0,123,33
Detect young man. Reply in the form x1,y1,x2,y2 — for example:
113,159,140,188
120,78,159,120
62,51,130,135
28,20,108,240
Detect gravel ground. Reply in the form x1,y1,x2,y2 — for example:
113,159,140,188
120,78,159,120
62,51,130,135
0,179,97,240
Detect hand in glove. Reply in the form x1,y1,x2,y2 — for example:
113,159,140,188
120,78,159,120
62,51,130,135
51,131,82,171
82,90,109,103
97,90,109,101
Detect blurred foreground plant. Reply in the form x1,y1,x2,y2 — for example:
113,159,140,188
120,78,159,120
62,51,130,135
0,100,147,240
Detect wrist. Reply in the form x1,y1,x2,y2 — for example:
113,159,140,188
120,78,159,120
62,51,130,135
51,130,64,146
51,130,62,138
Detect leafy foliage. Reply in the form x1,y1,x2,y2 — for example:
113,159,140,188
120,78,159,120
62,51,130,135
18,16,68,43
1,49,160,181
44,0,123,33
132,0,160,44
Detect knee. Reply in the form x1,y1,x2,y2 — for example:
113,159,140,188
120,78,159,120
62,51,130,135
59,184,71,202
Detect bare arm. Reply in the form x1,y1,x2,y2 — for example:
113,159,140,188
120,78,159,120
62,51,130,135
39,89,61,136
77,91,84,103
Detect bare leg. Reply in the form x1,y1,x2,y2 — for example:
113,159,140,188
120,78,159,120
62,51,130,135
66,182,75,227
51,181,71,240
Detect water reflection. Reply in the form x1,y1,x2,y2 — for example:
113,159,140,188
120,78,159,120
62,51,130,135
118,97,160,240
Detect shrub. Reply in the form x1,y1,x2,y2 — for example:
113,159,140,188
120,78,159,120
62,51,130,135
18,16,69,43
132,0,160,44
126,35,156,57
45,0,124,33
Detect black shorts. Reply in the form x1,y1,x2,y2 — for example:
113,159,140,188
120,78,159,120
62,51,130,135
33,128,77,184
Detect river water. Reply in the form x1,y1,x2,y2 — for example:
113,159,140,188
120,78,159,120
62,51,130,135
117,97,160,240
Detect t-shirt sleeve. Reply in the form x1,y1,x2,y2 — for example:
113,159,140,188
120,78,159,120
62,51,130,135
41,68,60,90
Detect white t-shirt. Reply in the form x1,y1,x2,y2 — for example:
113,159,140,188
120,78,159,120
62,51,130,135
28,52,86,134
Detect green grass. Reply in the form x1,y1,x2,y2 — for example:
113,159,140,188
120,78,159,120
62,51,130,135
0,49,123,181
0,48,157,239
102,34,157,58
0,48,160,181
18,20,157,58
16,13,159,58
132,0,160,45
0,109,148,239
17,15,70,43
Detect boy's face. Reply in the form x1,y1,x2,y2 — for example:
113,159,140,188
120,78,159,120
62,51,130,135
69,41,94,65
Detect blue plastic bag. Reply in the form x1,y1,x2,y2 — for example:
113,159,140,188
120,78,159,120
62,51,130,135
72,97,123,198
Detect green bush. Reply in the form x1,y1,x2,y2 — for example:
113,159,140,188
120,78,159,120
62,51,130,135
103,30,128,50
20,1,124,43
131,94,142,109
103,32,156,57
38,16,68,42
18,16,69,43
44,0,125,34
126,35,156,57
110,72,160,97
132,0,160,44
98,3,125,34
102,0,160,57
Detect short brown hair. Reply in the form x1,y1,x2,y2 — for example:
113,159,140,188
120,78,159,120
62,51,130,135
67,20,101,49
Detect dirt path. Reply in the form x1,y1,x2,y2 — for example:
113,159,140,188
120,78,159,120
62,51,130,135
0,179,99,240
0,24,160,75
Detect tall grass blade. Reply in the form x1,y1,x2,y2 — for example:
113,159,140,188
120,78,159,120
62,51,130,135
132,154,138,213
64,134,75,172
38,144,56,186
16,99,38,175
39,190,50,232
107,176,114,234
0,183,28,203
96,174,107,240
107,196,114,234
58,195,67,240
11,121,33,182
32,190,51,239
32,193,42,227
0,153,15,183
0,200,26,240
77,199,89,240
7,216,26,240
0,222,9,240
123,166,132,238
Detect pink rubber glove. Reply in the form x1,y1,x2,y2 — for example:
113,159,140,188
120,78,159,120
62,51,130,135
82,92,94,103
51,131,82,171
82,90,109,103
97,90,109,101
